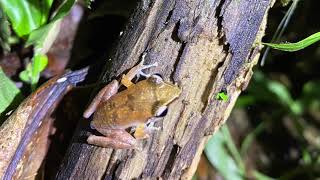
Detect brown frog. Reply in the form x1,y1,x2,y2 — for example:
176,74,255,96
83,55,181,149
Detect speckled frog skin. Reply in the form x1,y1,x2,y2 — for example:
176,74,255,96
83,56,181,149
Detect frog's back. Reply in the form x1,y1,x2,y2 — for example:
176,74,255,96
92,80,157,129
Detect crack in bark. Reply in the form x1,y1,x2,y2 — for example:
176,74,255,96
171,41,186,82
55,0,271,179
161,144,179,178
171,20,182,43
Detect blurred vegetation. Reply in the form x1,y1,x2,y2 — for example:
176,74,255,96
204,1,320,180
0,0,75,90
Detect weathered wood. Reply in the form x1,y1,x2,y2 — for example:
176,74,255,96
57,0,273,179
0,68,88,180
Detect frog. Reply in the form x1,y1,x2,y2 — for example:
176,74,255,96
83,54,181,149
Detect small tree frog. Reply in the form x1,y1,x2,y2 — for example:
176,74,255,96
83,54,181,149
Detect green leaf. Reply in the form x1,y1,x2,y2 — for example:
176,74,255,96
220,126,245,170
31,53,48,86
0,68,21,115
205,127,245,180
32,54,48,78
260,0,300,65
263,32,320,52
26,0,76,51
267,81,293,106
19,54,48,89
19,67,31,83
302,149,312,165
216,92,229,101
240,121,266,155
267,81,302,115
0,0,54,37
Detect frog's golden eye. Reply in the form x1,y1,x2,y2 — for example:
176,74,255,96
149,74,163,84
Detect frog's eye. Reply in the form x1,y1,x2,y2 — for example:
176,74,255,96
90,121,96,130
155,106,168,117
149,74,163,84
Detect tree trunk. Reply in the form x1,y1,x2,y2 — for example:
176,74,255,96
57,0,274,179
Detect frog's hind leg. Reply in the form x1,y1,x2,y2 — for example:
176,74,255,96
83,80,119,118
121,53,158,87
87,129,137,149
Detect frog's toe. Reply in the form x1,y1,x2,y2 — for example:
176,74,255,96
137,62,158,78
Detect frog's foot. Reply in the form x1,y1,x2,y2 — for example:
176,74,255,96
121,53,158,87
133,122,161,140
88,129,137,149
133,124,150,140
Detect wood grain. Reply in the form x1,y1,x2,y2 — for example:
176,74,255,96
57,0,274,179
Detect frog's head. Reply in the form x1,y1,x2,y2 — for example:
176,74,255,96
148,75,181,106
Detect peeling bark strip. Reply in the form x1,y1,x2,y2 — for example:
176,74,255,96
221,0,269,86
57,0,271,179
0,68,88,180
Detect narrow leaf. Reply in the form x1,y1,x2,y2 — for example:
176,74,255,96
221,126,245,170
241,121,266,155
263,32,320,52
32,54,48,77
205,128,245,180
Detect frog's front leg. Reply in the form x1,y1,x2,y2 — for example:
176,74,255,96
87,128,137,149
121,53,158,87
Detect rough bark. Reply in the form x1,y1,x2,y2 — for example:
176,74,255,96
57,0,274,179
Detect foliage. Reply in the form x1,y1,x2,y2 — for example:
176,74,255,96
206,1,320,178
0,0,76,88
263,32,320,52
0,0,54,37
205,126,274,180
25,0,76,51
207,72,320,178
236,71,320,118
279,0,293,7
0,68,21,116
205,126,244,180
19,54,48,91
0,8,11,53
260,0,300,65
